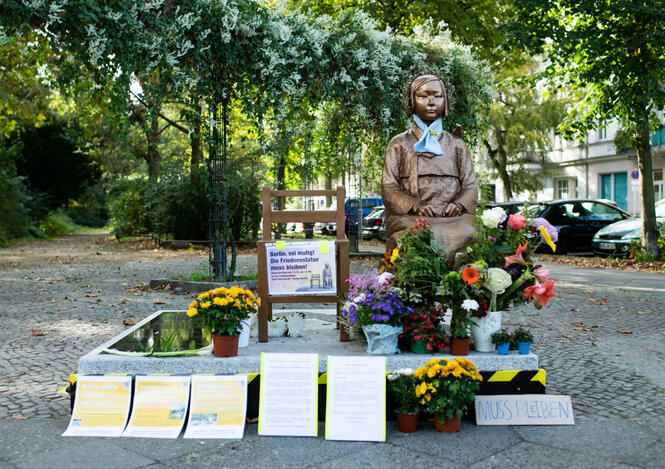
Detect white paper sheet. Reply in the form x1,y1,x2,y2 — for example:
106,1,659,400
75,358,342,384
325,355,386,441
258,353,319,436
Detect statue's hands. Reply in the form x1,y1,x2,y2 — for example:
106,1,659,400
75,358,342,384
442,202,462,217
413,203,437,218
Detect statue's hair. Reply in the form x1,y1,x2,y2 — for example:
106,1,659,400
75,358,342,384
405,74,449,118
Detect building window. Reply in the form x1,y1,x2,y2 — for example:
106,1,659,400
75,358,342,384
655,169,664,202
555,178,575,199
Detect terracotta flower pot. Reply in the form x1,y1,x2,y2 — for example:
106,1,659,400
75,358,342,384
212,334,239,357
395,411,419,433
450,338,470,356
434,413,461,433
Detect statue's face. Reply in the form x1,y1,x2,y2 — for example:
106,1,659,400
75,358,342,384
412,80,445,122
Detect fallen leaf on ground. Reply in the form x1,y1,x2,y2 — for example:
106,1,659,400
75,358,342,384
84,294,98,297
636,311,649,315
571,308,583,312
617,329,633,334
11,415,27,420
583,290,593,293
153,301,165,305
586,297,597,302
123,319,140,326
600,298,608,304
562,333,575,338
639,299,647,302
573,326,591,331
591,325,602,328
31,329,46,336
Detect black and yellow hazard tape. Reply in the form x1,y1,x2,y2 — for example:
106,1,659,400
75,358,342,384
478,369,546,395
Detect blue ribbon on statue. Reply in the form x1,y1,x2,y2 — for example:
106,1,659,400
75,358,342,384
412,115,444,155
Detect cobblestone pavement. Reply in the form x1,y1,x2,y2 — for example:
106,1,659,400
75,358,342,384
0,252,663,422
1,243,665,468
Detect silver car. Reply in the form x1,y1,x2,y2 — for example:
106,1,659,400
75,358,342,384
592,199,665,256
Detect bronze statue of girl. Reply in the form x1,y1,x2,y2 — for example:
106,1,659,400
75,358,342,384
382,74,478,264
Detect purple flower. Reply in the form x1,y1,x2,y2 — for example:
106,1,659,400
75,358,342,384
533,217,559,243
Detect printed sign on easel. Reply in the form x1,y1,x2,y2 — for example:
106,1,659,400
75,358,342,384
258,353,319,437
325,355,386,442
266,240,336,295
122,375,190,438
183,375,248,439
63,375,132,437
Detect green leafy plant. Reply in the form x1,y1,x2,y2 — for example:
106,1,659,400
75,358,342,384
414,357,483,421
387,369,419,414
393,218,451,305
491,328,511,345
512,327,533,343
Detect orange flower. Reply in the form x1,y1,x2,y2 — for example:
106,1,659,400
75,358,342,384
462,266,480,285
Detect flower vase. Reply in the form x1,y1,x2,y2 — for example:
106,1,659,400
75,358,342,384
470,310,502,352
450,338,470,356
238,317,253,348
517,341,531,355
395,411,419,433
362,324,403,355
496,342,510,355
410,339,430,354
434,413,461,433
212,334,239,357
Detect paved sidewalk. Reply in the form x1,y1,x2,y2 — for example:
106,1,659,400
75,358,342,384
0,251,664,468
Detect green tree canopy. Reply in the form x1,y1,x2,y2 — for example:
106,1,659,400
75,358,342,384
507,0,665,254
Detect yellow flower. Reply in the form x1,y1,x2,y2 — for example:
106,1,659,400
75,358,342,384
186,308,198,317
414,368,424,379
198,292,210,299
427,367,438,379
425,393,432,402
539,225,557,252
425,358,440,367
213,297,224,306
189,300,198,309
416,382,427,397
233,299,242,308
200,301,212,309
390,247,399,264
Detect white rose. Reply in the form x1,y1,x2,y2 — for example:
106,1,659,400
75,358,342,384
483,268,512,294
480,207,505,229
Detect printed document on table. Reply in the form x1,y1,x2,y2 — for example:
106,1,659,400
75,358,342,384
325,355,386,441
258,353,319,436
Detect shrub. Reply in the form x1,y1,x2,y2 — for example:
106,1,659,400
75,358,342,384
108,177,152,237
39,211,77,235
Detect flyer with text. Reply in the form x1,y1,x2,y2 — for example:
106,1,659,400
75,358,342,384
63,375,132,437
122,375,190,438
183,375,248,439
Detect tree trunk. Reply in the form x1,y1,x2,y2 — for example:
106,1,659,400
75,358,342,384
325,173,333,207
146,114,161,182
636,117,659,256
484,129,513,200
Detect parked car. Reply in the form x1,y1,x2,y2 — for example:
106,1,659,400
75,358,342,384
361,206,386,240
485,201,527,216
313,202,337,235
525,199,631,254
345,197,383,235
592,199,665,257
